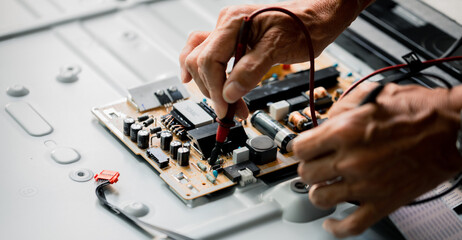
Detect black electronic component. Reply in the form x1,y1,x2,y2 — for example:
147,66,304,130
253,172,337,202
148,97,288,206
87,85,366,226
314,96,334,110
137,115,149,122
169,140,182,160
223,161,260,182
246,135,277,165
251,111,296,153
160,131,173,151
187,122,248,159
333,88,344,101
123,117,135,136
137,129,150,149
130,123,142,142
150,126,162,134
169,110,193,129
243,66,339,110
183,142,191,150
161,113,188,140
287,95,309,112
211,164,221,170
167,86,184,102
146,147,170,168
143,118,154,127
177,147,190,167
154,90,172,105
198,101,217,120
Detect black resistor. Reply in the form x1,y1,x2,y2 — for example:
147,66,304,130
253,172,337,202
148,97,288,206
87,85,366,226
143,118,154,127
138,114,149,122
150,126,162,134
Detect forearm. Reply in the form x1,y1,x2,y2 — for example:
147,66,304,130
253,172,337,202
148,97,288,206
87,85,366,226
450,85,462,113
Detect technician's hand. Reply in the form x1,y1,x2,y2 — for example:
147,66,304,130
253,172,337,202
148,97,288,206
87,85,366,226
294,82,462,238
180,0,370,119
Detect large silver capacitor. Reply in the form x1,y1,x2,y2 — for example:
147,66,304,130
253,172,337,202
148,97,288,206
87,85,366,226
177,147,190,167
250,110,297,152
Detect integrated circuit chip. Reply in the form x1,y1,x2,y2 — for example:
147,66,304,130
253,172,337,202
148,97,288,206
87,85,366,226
173,100,214,128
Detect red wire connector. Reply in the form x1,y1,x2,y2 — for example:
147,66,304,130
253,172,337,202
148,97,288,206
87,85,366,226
94,170,120,184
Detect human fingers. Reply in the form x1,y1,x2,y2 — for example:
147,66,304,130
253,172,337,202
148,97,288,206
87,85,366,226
222,34,276,103
184,44,212,98
329,81,379,118
235,99,249,120
295,104,377,163
293,121,340,162
323,203,385,238
309,179,378,209
198,56,228,118
180,31,210,83
297,153,340,185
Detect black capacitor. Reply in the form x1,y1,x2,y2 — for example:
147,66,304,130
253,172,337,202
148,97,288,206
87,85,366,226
183,142,191,149
143,118,154,127
137,130,150,149
150,126,162,134
160,131,173,150
170,140,182,160
130,123,143,142
138,114,149,122
177,147,190,166
123,117,135,136
250,110,297,153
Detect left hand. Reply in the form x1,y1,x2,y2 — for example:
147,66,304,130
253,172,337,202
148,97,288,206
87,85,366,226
294,82,462,238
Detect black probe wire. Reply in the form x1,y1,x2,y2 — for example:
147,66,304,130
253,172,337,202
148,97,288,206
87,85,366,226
96,181,194,240
340,56,462,100
408,174,462,206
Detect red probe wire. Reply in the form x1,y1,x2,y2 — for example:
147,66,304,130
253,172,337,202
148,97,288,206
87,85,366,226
339,55,462,100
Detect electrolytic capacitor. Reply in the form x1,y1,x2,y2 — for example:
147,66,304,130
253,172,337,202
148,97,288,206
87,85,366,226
160,131,173,150
250,110,297,153
177,147,190,167
183,142,191,150
130,123,143,142
123,117,135,136
143,118,154,127
170,140,182,160
137,130,150,149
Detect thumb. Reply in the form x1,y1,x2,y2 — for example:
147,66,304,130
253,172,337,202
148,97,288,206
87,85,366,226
223,44,274,103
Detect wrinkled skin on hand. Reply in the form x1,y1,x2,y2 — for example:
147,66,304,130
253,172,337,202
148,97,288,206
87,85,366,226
295,82,462,238
180,0,365,119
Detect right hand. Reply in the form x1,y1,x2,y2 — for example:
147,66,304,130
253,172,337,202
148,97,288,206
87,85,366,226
179,0,369,119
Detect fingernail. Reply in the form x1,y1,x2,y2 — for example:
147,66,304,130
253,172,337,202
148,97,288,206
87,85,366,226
223,81,247,103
